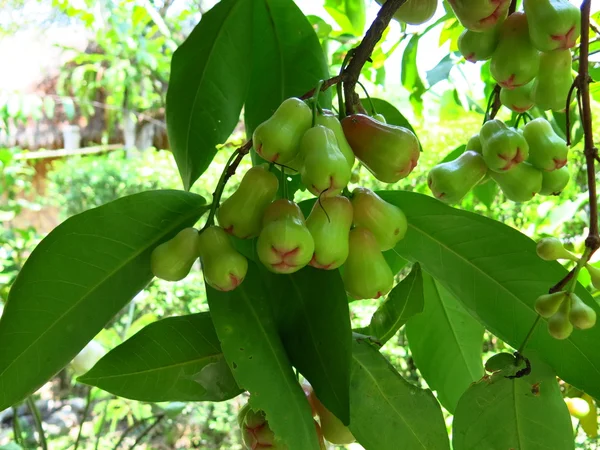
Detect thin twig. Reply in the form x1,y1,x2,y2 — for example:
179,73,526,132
26,397,47,450
565,79,579,146
112,415,155,450
579,0,600,252
343,0,408,115
126,415,165,450
12,406,22,445
73,387,93,450
508,0,518,15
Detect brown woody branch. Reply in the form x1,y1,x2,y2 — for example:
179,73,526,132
343,0,408,115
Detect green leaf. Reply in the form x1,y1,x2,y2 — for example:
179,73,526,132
245,0,331,138
79,313,241,402
166,0,253,190
401,34,426,117
426,53,455,87
349,340,450,450
356,264,424,345
0,190,207,410
453,354,574,450
440,144,465,163
472,179,498,208
207,262,320,450
262,266,352,425
380,190,600,400
324,0,366,35
406,272,484,413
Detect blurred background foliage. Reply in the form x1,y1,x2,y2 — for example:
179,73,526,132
1,0,600,448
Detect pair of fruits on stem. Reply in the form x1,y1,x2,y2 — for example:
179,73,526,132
253,97,420,186
150,226,248,292
458,1,579,113
238,383,355,449
535,237,598,339
428,117,570,204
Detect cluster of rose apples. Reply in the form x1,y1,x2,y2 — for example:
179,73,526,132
428,117,570,204
238,383,355,449
457,0,579,114
535,237,598,339
151,97,420,298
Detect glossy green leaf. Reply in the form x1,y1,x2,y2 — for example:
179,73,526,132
245,0,330,137
262,266,352,425
401,34,426,117
356,264,423,345
349,340,450,450
207,262,320,450
324,0,366,35
380,190,600,400
472,179,498,209
453,354,574,450
0,190,207,410
406,272,484,413
440,144,465,163
79,313,241,402
383,248,408,275
426,53,455,87
166,0,253,190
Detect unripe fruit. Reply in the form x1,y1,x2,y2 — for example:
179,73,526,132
500,81,535,113
198,226,248,291
71,340,106,375
491,12,540,89
522,118,569,171
458,26,500,62
447,0,510,32
373,113,386,123
484,352,517,373
257,200,314,274
466,134,483,154
569,293,597,330
240,407,287,450
376,0,437,25
536,237,577,261
524,0,581,51
548,297,573,340
585,264,600,290
532,50,574,111
151,228,200,281
309,390,355,445
351,187,407,251
253,97,312,164
299,125,351,197
491,162,543,203
428,151,488,203
480,120,529,172
535,291,567,318
343,228,394,300
342,114,420,183
540,166,570,196
564,397,591,419
218,165,279,239
315,110,355,168
306,196,353,270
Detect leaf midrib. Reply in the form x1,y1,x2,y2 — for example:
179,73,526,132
0,202,207,382
236,283,317,450
182,0,244,186
405,220,600,377
352,348,429,450
80,353,223,383
431,278,482,381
